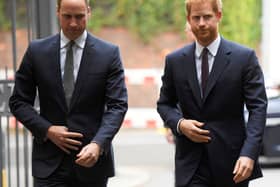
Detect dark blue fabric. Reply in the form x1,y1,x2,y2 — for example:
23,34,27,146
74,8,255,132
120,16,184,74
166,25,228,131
157,38,267,186
9,33,128,181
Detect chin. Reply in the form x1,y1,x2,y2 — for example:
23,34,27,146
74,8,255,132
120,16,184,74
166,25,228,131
67,35,79,40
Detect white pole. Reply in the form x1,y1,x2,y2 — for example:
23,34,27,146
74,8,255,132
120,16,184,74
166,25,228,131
262,0,280,82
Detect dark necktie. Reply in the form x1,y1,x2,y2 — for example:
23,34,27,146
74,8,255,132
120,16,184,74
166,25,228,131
63,41,75,107
201,47,209,96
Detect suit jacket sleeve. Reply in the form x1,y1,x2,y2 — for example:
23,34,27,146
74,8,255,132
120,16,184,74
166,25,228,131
240,50,267,161
9,43,52,142
157,56,183,136
91,46,128,153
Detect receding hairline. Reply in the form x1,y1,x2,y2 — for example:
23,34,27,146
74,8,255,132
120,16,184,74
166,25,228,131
57,0,90,9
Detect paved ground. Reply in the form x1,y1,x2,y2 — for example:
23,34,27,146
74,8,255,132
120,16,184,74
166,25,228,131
108,128,280,187
3,127,280,187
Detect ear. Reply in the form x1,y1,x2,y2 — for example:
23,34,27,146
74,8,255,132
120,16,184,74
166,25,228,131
187,15,190,23
87,6,91,15
216,11,222,22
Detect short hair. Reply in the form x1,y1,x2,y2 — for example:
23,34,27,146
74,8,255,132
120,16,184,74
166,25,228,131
57,0,90,10
185,0,222,16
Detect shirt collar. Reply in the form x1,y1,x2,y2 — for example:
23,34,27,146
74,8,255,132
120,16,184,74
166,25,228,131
60,30,87,49
195,35,221,58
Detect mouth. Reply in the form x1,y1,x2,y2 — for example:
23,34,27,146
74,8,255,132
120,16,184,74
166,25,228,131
199,29,208,33
199,30,208,35
69,29,80,33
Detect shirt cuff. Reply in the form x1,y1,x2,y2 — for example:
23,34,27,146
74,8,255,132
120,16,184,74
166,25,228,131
177,118,184,134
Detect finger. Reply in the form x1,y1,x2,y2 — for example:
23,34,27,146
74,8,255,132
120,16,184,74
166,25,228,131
197,128,210,135
64,138,83,146
75,155,85,163
240,166,251,181
57,136,80,150
191,124,208,134
77,146,88,157
233,172,241,183
233,163,244,183
233,159,240,174
58,145,71,154
75,152,88,163
65,132,84,138
76,152,92,164
76,153,97,167
234,173,247,184
191,120,204,127
199,135,211,142
194,136,211,143
62,143,80,151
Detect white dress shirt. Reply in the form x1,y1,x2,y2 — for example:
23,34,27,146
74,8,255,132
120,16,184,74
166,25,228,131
60,30,87,82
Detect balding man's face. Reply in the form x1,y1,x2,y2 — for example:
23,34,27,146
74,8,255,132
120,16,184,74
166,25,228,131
57,0,91,40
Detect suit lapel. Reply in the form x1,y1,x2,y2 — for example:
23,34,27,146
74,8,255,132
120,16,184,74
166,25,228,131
69,34,96,109
203,39,231,103
50,35,68,111
183,43,203,108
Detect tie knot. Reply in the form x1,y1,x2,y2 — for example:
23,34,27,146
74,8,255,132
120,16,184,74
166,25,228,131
202,47,208,57
68,40,75,49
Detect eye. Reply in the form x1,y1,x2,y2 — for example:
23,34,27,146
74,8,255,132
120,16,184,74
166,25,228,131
62,14,72,19
192,16,200,22
75,14,85,20
204,15,212,20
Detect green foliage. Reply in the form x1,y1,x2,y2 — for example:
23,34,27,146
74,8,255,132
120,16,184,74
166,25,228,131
0,1,6,30
0,0,28,30
220,0,262,48
89,0,261,47
0,0,262,48
90,0,186,42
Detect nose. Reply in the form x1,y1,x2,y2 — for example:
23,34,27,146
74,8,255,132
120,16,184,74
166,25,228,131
198,17,206,26
69,17,78,27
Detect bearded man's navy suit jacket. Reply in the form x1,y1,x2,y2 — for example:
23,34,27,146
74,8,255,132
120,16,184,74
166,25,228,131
9,33,128,181
157,38,267,186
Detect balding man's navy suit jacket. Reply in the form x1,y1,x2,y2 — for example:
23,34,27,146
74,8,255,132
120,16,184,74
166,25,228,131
9,33,128,181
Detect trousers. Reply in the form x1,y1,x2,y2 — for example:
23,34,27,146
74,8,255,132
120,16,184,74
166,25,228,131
34,154,108,187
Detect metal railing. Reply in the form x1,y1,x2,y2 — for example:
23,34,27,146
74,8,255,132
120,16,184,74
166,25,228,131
0,80,33,187
0,0,57,186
